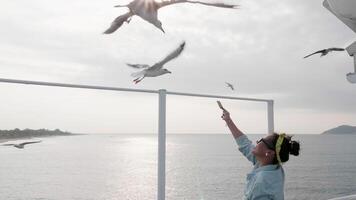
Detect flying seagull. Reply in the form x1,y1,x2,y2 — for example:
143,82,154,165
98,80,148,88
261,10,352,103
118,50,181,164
2,140,42,149
225,82,234,90
127,41,185,84
103,0,239,34
303,47,345,59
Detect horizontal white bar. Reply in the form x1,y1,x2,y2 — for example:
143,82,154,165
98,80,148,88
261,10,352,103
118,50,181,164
0,78,271,102
0,78,158,94
167,91,271,102
327,194,356,200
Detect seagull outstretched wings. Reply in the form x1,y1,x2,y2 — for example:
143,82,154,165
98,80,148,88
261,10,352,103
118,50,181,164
303,47,345,58
3,140,42,149
127,41,186,84
104,0,238,34
225,82,234,90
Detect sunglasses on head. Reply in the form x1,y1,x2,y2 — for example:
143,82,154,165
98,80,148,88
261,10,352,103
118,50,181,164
257,138,275,150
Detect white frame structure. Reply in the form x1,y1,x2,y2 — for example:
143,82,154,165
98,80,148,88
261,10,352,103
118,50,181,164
0,78,274,200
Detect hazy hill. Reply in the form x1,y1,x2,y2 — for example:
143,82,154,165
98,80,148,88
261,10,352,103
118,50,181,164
322,125,356,134
0,128,71,139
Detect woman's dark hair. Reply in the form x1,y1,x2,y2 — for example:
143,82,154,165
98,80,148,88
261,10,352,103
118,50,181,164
270,133,300,164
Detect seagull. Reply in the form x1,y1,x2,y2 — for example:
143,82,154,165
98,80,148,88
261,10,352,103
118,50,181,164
127,41,185,84
2,140,42,149
303,47,345,59
225,82,234,90
103,0,239,34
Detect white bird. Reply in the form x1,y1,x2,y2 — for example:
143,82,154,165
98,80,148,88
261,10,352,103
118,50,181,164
2,140,42,149
104,0,239,34
303,47,345,58
127,41,185,84
225,82,234,90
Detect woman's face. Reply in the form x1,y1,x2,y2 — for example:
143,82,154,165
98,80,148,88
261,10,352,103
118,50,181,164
252,135,275,157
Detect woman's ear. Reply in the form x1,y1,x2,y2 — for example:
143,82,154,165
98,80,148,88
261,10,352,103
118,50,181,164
265,150,275,157
267,150,275,156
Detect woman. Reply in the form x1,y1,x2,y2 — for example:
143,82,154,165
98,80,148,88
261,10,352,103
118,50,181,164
221,108,300,200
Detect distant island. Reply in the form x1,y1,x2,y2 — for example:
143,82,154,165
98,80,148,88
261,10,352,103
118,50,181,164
322,125,356,135
0,128,72,139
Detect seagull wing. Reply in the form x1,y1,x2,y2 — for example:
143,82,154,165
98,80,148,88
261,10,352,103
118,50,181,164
131,70,147,77
303,50,325,59
126,63,151,69
185,0,238,8
157,0,181,8
20,141,42,146
225,82,234,90
328,47,345,51
157,0,238,9
2,144,14,146
151,41,186,71
114,4,130,8
103,12,132,34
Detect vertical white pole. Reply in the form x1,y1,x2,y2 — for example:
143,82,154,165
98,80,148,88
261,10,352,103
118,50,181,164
267,100,274,135
158,89,166,200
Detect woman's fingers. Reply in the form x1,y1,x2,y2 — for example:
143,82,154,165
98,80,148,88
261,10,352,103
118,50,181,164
221,111,230,120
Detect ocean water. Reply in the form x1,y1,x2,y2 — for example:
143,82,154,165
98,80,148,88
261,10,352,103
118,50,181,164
1,134,355,200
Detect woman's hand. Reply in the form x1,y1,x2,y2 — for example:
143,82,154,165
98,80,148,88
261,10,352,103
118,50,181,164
220,107,243,139
221,110,231,121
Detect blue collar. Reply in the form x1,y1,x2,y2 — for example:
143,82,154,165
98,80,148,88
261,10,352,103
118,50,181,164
255,164,279,172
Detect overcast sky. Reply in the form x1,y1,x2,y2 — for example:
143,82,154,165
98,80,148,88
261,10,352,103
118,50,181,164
0,0,355,134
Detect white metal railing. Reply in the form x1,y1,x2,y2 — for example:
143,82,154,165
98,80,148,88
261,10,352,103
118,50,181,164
327,194,356,200
0,77,274,200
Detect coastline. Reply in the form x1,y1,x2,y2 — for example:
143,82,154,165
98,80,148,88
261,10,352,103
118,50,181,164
0,128,79,144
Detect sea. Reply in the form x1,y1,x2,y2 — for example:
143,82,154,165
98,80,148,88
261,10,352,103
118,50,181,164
1,134,355,200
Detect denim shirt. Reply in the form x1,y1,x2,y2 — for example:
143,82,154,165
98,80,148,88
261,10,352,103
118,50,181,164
236,135,285,200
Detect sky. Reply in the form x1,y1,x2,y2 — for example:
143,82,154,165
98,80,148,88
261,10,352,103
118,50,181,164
0,0,355,134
